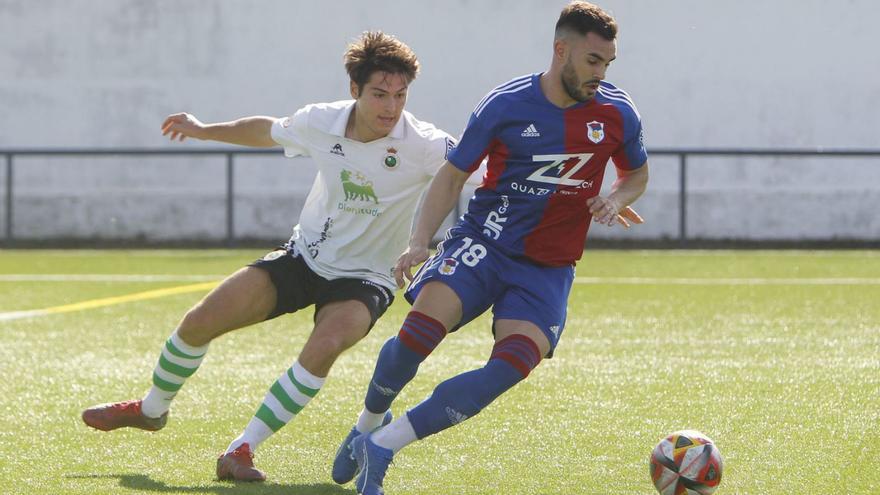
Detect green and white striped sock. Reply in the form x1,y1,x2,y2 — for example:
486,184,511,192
141,330,208,418
226,361,324,453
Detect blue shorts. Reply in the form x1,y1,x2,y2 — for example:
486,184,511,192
405,228,575,355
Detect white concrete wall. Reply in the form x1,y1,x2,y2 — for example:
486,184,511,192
1,0,879,242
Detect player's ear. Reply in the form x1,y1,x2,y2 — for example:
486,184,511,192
350,80,360,99
553,38,567,63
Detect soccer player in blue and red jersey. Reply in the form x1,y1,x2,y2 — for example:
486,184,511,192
332,3,649,493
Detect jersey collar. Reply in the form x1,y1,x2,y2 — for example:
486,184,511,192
329,100,407,141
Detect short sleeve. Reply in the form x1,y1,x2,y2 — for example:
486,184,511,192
422,128,457,177
612,113,648,170
447,110,495,173
271,106,310,158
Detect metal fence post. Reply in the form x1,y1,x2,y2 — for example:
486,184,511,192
226,153,235,246
679,153,687,245
4,154,12,243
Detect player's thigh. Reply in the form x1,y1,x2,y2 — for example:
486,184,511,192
301,300,373,375
298,301,371,376
410,281,465,331
493,319,552,358
493,259,573,357
406,231,502,330
314,277,394,333
311,299,374,352
179,266,276,342
299,280,394,374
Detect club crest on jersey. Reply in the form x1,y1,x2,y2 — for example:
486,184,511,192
586,121,605,144
438,257,458,275
383,147,399,169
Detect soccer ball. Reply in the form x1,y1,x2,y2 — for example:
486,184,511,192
649,430,723,495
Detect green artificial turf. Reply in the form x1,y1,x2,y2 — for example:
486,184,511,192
0,249,877,494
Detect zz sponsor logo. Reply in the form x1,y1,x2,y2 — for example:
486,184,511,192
526,153,594,187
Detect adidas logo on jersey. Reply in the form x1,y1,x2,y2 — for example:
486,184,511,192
521,124,540,137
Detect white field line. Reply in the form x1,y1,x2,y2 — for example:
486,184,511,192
607,250,880,258
5,249,878,258
0,274,223,282
574,277,880,286
0,309,50,322
1,273,877,287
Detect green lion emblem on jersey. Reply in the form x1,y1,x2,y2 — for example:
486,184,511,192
340,170,379,204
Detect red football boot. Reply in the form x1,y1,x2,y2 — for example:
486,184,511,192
82,400,167,432
216,443,266,482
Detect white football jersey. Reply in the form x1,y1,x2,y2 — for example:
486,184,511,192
271,100,455,290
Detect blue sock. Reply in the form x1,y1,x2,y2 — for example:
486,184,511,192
364,311,447,413
407,334,542,439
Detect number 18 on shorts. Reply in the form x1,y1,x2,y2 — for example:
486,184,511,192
405,228,575,351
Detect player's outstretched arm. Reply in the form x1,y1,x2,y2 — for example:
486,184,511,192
394,162,470,288
587,162,649,227
161,113,278,147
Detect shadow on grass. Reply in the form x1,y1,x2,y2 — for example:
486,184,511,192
65,474,354,494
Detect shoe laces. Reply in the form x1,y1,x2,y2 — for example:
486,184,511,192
114,400,142,414
230,444,256,462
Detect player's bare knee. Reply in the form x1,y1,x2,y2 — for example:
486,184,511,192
315,304,372,348
177,306,216,346
304,332,346,361
334,322,370,352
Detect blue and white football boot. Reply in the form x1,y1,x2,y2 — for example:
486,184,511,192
331,410,392,484
352,432,394,495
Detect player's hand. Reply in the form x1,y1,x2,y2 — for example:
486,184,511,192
393,243,430,288
587,195,622,227
616,205,645,228
161,113,207,142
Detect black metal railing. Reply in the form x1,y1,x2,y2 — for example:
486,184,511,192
2,147,879,245
649,148,880,243
0,148,275,245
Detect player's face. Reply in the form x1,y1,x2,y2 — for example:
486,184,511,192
351,71,409,141
560,31,616,103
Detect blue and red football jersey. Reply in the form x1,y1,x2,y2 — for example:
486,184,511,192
448,72,648,266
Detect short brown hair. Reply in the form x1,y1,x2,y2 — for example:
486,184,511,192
344,31,420,93
555,1,617,41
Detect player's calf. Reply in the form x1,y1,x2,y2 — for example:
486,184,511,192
407,334,542,438
364,311,447,412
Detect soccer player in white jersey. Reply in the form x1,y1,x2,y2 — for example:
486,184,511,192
81,31,455,482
